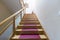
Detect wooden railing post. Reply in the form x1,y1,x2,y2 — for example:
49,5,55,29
13,16,15,35
20,11,22,19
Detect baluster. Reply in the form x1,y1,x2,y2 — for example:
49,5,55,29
20,11,22,19
13,16,15,35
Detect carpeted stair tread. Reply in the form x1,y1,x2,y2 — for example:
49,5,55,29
17,24,42,29
15,29,44,35
12,35,47,40
20,35,40,39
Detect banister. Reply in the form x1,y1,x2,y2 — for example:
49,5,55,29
20,0,26,13
0,7,26,26
20,0,25,7
0,0,26,35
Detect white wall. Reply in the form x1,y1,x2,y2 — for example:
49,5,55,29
24,0,60,40
35,0,60,40
2,0,22,13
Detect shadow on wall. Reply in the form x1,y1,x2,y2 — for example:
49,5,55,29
2,0,22,13
0,1,12,22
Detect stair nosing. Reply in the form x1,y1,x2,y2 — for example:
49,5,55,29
18,24,41,26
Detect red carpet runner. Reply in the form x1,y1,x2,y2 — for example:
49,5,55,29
19,14,40,39
10,13,48,40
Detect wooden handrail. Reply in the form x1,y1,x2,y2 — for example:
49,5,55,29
20,0,25,7
0,7,26,26
20,0,26,13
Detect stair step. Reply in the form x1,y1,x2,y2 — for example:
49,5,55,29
22,19,38,21
11,35,47,40
23,15,37,18
15,29,44,35
22,14,38,21
22,18,38,19
22,18,38,20
17,24,42,29
18,24,41,26
20,21,40,24
16,29,43,31
23,16,37,19
23,15,37,17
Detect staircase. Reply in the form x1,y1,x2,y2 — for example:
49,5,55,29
10,13,49,40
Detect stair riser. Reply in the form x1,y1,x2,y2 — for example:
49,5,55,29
20,22,40,24
23,16,37,18
23,17,37,18
17,26,42,29
22,19,38,21
22,18,38,20
11,39,47,40
15,31,44,35
21,20,39,22
11,39,40,40
20,21,40,24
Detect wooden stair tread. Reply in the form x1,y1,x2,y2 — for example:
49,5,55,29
17,24,42,29
22,19,38,21
22,18,38,19
40,35,47,39
23,15,37,17
20,21,40,24
16,29,43,31
17,26,42,29
21,21,39,22
12,35,20,39
18,24,41,26
23,15,37,18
